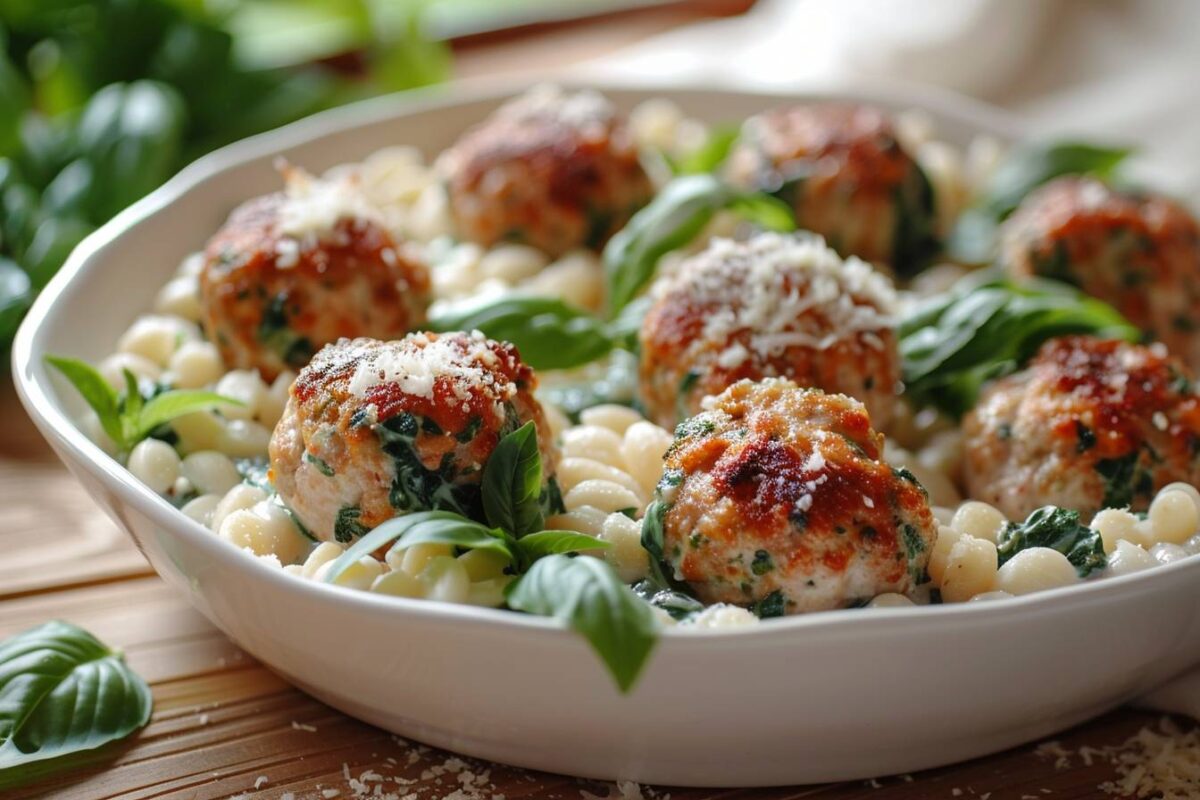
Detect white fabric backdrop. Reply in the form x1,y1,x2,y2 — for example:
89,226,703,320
585,0,1200,199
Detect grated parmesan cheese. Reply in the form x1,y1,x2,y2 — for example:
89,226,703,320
1037,717,1200,799
344,332,513,413
493,84,615,132
274,163,383,256
665,233,897,370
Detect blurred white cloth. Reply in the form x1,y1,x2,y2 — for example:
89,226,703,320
585,0,1200,718
584,0,1200,200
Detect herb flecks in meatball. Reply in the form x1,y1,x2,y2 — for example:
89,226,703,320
200,167,431,381
638,232,900,431
438,85,654,258
726,103,938,272
1001,176,1200,370
963,336,1200,521
653,379,936,615
268,332,559,543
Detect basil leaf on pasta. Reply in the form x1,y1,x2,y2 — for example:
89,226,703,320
481,421,545,537
516,530,609,562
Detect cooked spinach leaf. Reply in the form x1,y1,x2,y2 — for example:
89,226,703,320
995,505,1107,577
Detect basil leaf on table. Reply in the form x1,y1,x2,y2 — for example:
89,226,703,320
0,621,152,785
481,421,546,537
996,506,1107,578
428,296,616,371
604,174,796,315
947,141,1130,264
506,554,658,693
899,276,1139,417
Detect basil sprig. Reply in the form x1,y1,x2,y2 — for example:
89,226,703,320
996,506,1107,578
899,275,1139,417
604,173,796,315
662,124,740,176
321,422,658,692
46,355,241,457
947,141,1130,264
0,621,152,786
428,296,625,372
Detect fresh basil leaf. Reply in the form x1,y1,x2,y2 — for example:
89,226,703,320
725,193,797,234
45,356,123,447
996,505,1107,578
899,277,1139,417
667,125,740,175
506,554,657,692
428,296,615,371
121,369,143,420
516,530,610,562
0,257,31,344
604,174,731,315
947,141,1130,264
604,174,797,314
22,217,94,289
136,390,240,439
323,511,512,584
0,621,152,784
386,519,515,563
481,421,544,536
983,142,1130,219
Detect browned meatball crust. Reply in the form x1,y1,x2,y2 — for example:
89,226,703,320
963,336,1200,521
1000,176,1200,370
438,86,654,258
638,232,900,431
726,103,938,272
650,379,936,614
269,332,558,542
200,173,431,381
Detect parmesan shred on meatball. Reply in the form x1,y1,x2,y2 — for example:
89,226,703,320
963,336,1200,521
200,166,431,381
1001,176,1200,371
638,232,900,431
436,85,654,258
726,103,938,273
268,332,559,543
652,379,936,615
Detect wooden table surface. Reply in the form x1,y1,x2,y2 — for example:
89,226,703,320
4,7,1197,798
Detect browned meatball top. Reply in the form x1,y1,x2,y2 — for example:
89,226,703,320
1001,176,1200,370
963,336,1200,520
438,86,653,257
200,172,430,381
726,103,937,271
653,379,935,614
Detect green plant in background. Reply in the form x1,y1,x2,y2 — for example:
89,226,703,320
0,0,450,350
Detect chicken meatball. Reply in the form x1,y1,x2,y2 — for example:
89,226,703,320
269,332,559,543
437,85,654,258
200,169,431,381
1000,176,1200,370
726,103,938,272
638,232,900,431
963,336,1200,521
649,379,936,614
